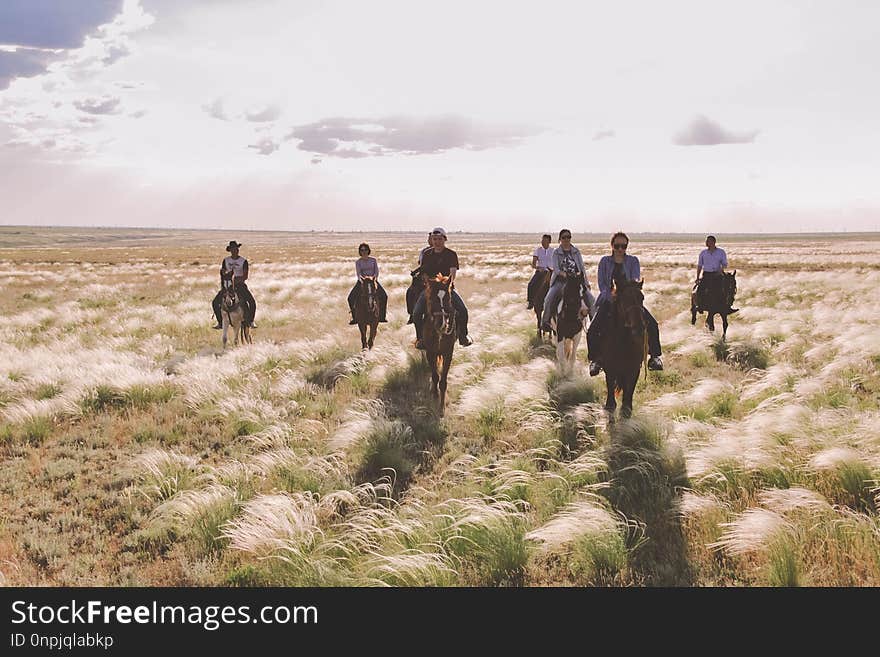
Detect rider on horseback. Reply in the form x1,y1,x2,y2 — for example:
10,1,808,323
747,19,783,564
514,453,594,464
526,234,554,310
695,235,738,314
411,227,473,349
406,234,433,323
348,242,388,324
212,241,257,329
540,229,596,332
587,232,663,376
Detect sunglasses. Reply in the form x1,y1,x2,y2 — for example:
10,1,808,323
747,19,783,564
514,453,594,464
612,243,628,250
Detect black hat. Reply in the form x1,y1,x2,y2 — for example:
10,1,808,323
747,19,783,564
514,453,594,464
226,241,242,251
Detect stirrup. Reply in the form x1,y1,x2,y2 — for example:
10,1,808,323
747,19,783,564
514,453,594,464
589,361,602,377
648,356,663,371
349,318,358,325
458,335,473,347
414,339,425,350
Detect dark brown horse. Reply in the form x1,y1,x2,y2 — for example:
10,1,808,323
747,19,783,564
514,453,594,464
531,269,553,340
552,272,587,374
354,275,380,350
599,279,647,418
422,274,457,413
406,268,422,321
691,270,737,340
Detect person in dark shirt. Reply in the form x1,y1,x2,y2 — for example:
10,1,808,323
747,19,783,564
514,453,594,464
411,227,472,348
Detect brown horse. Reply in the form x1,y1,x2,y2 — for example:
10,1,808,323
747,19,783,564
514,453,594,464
422,274,457,413
599,279,647,418
354,275,380,350
691,270,737,340
552,272,588,374
531,269,553,340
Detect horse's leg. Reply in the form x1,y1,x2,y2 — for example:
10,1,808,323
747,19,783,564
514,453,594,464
222,314,229,349
359,323,367,350
721,313,728,341
571,332,581,371
368,322,376,349
429,351,440,397
691,295,697,325
604,372,616,412
439,351,452,414
556,337,566,372
622,372,637,418
707,312,715,332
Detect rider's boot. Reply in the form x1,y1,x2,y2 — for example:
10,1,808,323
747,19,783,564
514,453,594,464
414,322,425,350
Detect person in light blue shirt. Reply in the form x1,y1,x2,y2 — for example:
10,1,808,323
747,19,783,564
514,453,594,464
587,231,663,376
539,229,596,331
695,235,738,314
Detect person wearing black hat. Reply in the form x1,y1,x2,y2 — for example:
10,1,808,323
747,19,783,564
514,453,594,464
212,241,257,329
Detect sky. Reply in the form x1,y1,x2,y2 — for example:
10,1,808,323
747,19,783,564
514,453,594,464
1,0,879,233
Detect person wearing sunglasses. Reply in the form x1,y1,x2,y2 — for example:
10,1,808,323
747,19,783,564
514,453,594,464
539,229,596,332
410,227,473,348
587,231,663,376
347,242,388,324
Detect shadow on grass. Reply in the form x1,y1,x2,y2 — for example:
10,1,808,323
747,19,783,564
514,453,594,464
353,355,447,496
600,417,693,586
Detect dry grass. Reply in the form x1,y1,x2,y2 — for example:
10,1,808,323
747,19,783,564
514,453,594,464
2,227,879,586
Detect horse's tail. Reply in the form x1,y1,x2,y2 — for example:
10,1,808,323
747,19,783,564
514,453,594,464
643,325,649,381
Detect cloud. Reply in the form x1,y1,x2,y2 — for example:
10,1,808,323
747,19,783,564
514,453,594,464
0,1,123,50
673,115,759,146
592,129,615,141
286,114,542,158
0,47,61,90
202,98,227,120
245,104,280,122
0,1,133,88
73,95,121,114
247,136,279,155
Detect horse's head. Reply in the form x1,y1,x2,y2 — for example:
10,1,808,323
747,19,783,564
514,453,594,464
612,279,645,340
359,275,378,314
724,270,737,306
425,274,455,334
221,280,239,310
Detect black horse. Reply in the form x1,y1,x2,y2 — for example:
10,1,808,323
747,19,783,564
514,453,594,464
691,270,737,340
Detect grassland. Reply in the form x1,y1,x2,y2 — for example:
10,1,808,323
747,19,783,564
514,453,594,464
0,227,878,586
